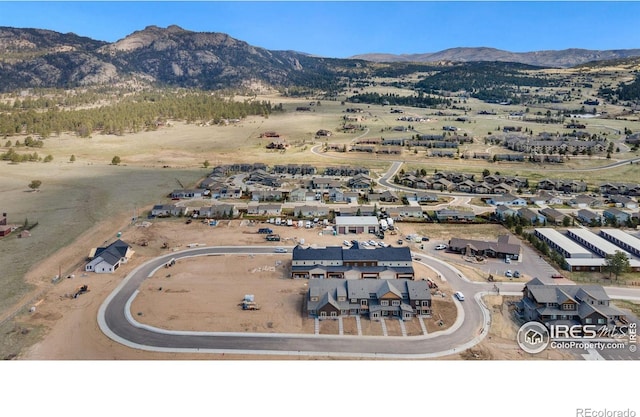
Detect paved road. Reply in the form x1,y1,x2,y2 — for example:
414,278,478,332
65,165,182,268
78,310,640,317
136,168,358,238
98,246,640,358
99,246,495,358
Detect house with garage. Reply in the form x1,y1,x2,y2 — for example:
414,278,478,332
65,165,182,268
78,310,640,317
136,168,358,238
568,195,601,209
251,190,284,202
294,205,330,218
529,190,563,206
85,239,134,274
576,209,602,226
387,205,424,219
199,204,238,219
407,192,439,204
292,244,414,280
309,177,342,190
348,173,373,189
516,278,628,327
485,193,527,206
517,207,546,225
151,204,185,217
603,207,631,224
247,203,282,216
367,190,399,203
434,209,476,223
170,189,207,199
473,182,493,194
539,207,567,225
495,205,517,221
288,188,316,202
329,188,359,203
432,178,454,191
609,195,638,210
306,279,431,321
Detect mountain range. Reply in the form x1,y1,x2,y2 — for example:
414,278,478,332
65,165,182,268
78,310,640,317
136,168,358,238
1,25,640,92
351,47,640,68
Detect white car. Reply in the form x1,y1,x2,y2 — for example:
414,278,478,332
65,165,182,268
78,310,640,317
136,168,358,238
505,270,513,277
435,244,447,250
343,240,351,247
454,291,465,301
274,247,287,253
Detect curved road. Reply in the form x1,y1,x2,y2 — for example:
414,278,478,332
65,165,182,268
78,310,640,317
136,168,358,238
99,246,512,358
99,246,640,358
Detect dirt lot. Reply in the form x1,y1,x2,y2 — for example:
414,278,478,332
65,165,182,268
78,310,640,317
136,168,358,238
458,295,576,360
20,218,461,359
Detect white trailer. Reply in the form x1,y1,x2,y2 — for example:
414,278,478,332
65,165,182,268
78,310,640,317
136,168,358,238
379,219,388,230
386,218,394,230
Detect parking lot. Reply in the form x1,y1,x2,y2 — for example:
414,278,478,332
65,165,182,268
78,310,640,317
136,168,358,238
418,234,564,284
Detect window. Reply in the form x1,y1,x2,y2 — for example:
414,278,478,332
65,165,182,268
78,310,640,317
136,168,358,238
381,300,389,306
330,311,337,317
310,296,318,302
422,301,429,306
320,311,326,317
392,300,400,306
360,299,368,306
585,318,592,324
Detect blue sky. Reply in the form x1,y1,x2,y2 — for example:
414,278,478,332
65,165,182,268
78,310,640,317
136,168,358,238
0,1,639,58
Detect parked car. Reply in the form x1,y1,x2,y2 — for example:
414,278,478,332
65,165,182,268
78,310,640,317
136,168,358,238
505,257,511,264
454,291,465,301
514,270,521,278
435,244,447,250
397,239,404,245
343,240,351,247
505,270,513,277
274,247,287,253
422,236,430,241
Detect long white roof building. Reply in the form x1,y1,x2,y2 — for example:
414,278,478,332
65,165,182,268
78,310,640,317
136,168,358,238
534,228,593,259
599,229,640,257
566,228,631,259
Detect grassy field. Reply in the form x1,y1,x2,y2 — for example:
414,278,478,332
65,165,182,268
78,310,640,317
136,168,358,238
0,161,205,313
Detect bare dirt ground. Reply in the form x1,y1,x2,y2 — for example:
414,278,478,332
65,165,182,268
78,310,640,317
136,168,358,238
449,295,576,360
20,218,460,359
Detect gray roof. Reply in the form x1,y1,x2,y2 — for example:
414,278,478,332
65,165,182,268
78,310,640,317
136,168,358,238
293,245,412,263
448,237,521,255
94,239,130,259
